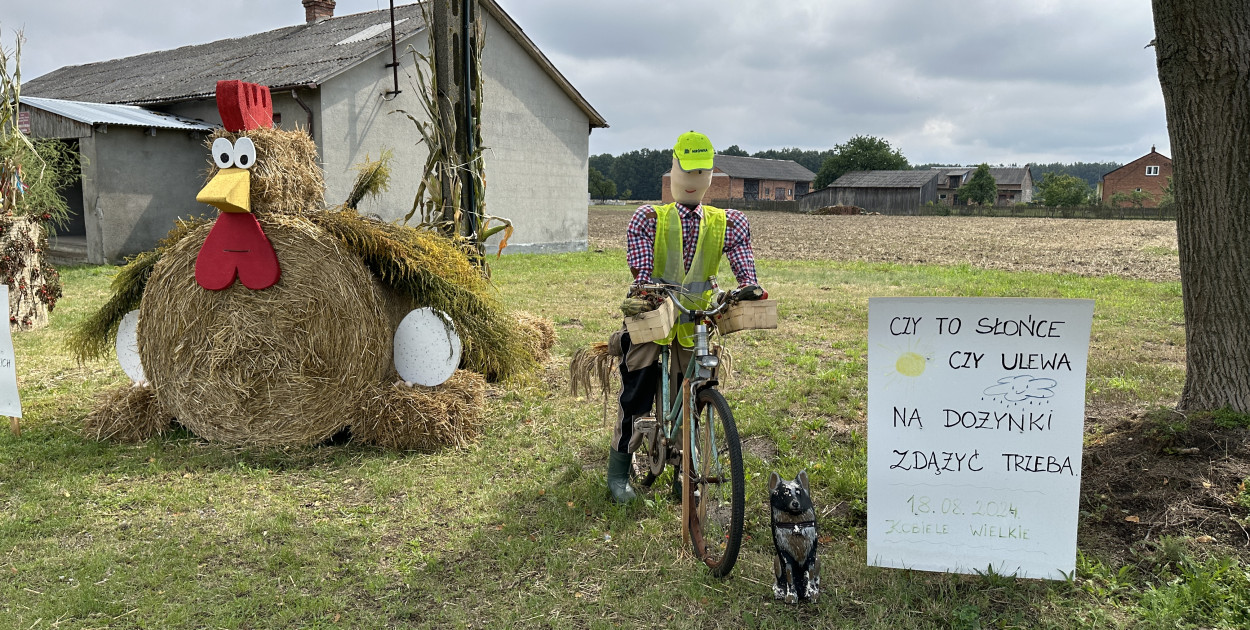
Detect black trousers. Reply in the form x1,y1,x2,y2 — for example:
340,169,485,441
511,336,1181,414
611,330,691,454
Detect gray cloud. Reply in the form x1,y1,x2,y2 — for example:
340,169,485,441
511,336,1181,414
7,0,1166,165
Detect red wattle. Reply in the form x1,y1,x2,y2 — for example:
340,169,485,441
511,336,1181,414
195,213,281,290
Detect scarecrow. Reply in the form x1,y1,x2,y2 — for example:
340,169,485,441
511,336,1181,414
74,80,551,449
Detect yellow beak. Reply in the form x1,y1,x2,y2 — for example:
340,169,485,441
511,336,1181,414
196,168,251,213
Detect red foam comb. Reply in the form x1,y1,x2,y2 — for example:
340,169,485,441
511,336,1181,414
216,80,273,132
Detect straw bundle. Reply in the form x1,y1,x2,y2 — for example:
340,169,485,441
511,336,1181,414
352,370,486,451
205,127,324,216
82,384,174,442
137,217,396,446
515,311,556,363
570,342,616,397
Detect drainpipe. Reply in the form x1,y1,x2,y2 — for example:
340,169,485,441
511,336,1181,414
290,88,314,140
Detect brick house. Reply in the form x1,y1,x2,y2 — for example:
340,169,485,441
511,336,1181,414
660,154,815,204
1101,146,1173,207
933,166,1033,206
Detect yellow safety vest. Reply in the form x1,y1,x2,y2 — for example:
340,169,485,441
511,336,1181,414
652,203,726,347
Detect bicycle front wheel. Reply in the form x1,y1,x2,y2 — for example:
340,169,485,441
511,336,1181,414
687,387,744,578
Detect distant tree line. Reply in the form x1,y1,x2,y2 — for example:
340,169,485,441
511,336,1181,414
588,139,1124,203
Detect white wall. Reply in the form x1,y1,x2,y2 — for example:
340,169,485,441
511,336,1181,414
478,11,590,253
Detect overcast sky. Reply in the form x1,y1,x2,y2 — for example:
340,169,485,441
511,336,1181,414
7,0,1166,165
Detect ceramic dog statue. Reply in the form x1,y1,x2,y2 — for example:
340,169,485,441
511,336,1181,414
769,470,820,603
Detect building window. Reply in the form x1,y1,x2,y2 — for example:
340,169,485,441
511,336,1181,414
1146,165,1160,176
1135,187,1142,192
764,188,770,197
939,194,947,199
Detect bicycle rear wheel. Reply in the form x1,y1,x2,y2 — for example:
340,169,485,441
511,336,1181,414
687,387,744,578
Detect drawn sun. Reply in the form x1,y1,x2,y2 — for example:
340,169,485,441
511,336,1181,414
875,338,932,391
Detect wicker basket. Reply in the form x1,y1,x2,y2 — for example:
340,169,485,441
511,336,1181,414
715,299,778,335
625,297,677,344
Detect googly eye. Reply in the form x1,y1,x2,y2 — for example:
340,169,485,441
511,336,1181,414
233,137,256,170
211,137,233,169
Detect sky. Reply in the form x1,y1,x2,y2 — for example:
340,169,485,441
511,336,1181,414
5,0,1167,166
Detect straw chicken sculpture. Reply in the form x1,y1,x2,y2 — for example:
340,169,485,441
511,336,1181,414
73,80,552,449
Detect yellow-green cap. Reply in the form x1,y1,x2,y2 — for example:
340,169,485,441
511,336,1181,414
672,131,715,171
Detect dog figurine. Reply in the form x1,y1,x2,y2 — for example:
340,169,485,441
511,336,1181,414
769,470,820,603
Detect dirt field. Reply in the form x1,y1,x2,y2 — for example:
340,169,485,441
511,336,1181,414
590,209,1180,282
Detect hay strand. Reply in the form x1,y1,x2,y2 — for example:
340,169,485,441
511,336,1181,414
344,150,393,210
515,311,556,363
570,342,616,398
83,384,174,442
352,370,486,451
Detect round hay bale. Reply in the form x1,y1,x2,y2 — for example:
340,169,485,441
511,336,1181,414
514,312,556,363
83,384,174,442
352,370,486,451
137,218,396,446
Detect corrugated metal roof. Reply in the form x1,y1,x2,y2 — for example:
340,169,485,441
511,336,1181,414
20,96,215,131
831,170,939,188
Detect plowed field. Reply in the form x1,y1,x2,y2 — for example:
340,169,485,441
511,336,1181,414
589,209,1180,282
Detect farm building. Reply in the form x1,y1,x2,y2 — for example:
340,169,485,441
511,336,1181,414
21,0,606,264
800,170,940,213
933,166,1033,206
660,154,815,204
1102,146,1172,207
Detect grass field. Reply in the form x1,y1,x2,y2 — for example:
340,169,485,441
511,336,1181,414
2,214,1248,629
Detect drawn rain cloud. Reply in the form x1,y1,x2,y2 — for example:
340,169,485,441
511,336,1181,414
983,375,1057,402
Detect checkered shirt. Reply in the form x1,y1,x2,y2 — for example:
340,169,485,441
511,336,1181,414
625,202,758,286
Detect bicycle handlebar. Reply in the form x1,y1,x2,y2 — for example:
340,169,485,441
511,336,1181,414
632,282,763,320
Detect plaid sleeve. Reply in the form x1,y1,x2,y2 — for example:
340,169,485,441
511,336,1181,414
723,209,758,286
626,205,656,283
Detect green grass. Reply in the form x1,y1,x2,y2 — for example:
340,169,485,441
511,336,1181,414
0,252,1242,628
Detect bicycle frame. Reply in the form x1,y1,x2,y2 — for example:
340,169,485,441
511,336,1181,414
654,301,724,544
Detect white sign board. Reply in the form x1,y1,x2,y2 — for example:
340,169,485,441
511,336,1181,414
867,297,1094,580
0,286,22,417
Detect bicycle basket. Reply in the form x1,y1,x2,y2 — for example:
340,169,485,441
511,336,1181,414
715,299,778,335
624,296,677,343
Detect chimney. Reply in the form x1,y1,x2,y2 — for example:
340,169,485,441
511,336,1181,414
303,0,335,23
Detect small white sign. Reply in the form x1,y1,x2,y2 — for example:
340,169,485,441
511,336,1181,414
867,297,1094,580
0,286,22,417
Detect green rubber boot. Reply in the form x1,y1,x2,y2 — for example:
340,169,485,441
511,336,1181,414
607,449,637,503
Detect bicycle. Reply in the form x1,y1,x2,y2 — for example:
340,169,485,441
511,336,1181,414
627,282,766,578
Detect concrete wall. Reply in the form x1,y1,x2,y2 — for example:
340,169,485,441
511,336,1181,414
78,127,213,263
318,36,426,217
478,11,590,253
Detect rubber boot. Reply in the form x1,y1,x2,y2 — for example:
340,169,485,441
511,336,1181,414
668,465,683,504
607,449,637,503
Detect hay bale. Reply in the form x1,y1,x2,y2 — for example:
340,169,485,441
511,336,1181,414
137,217,398,446
83,384,174,442
206,127,325,215
352,370,486,451
515,311,556,363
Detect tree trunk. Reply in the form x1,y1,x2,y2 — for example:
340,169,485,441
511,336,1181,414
1152,0,1250,412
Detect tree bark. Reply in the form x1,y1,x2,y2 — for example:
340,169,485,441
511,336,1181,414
1152,0,1250,412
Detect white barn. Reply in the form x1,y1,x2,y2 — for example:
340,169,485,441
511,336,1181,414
22,0,607,263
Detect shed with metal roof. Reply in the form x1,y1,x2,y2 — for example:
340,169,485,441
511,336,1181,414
800,170,940,213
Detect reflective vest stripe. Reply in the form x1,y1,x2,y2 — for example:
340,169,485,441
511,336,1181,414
650,203,726,347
